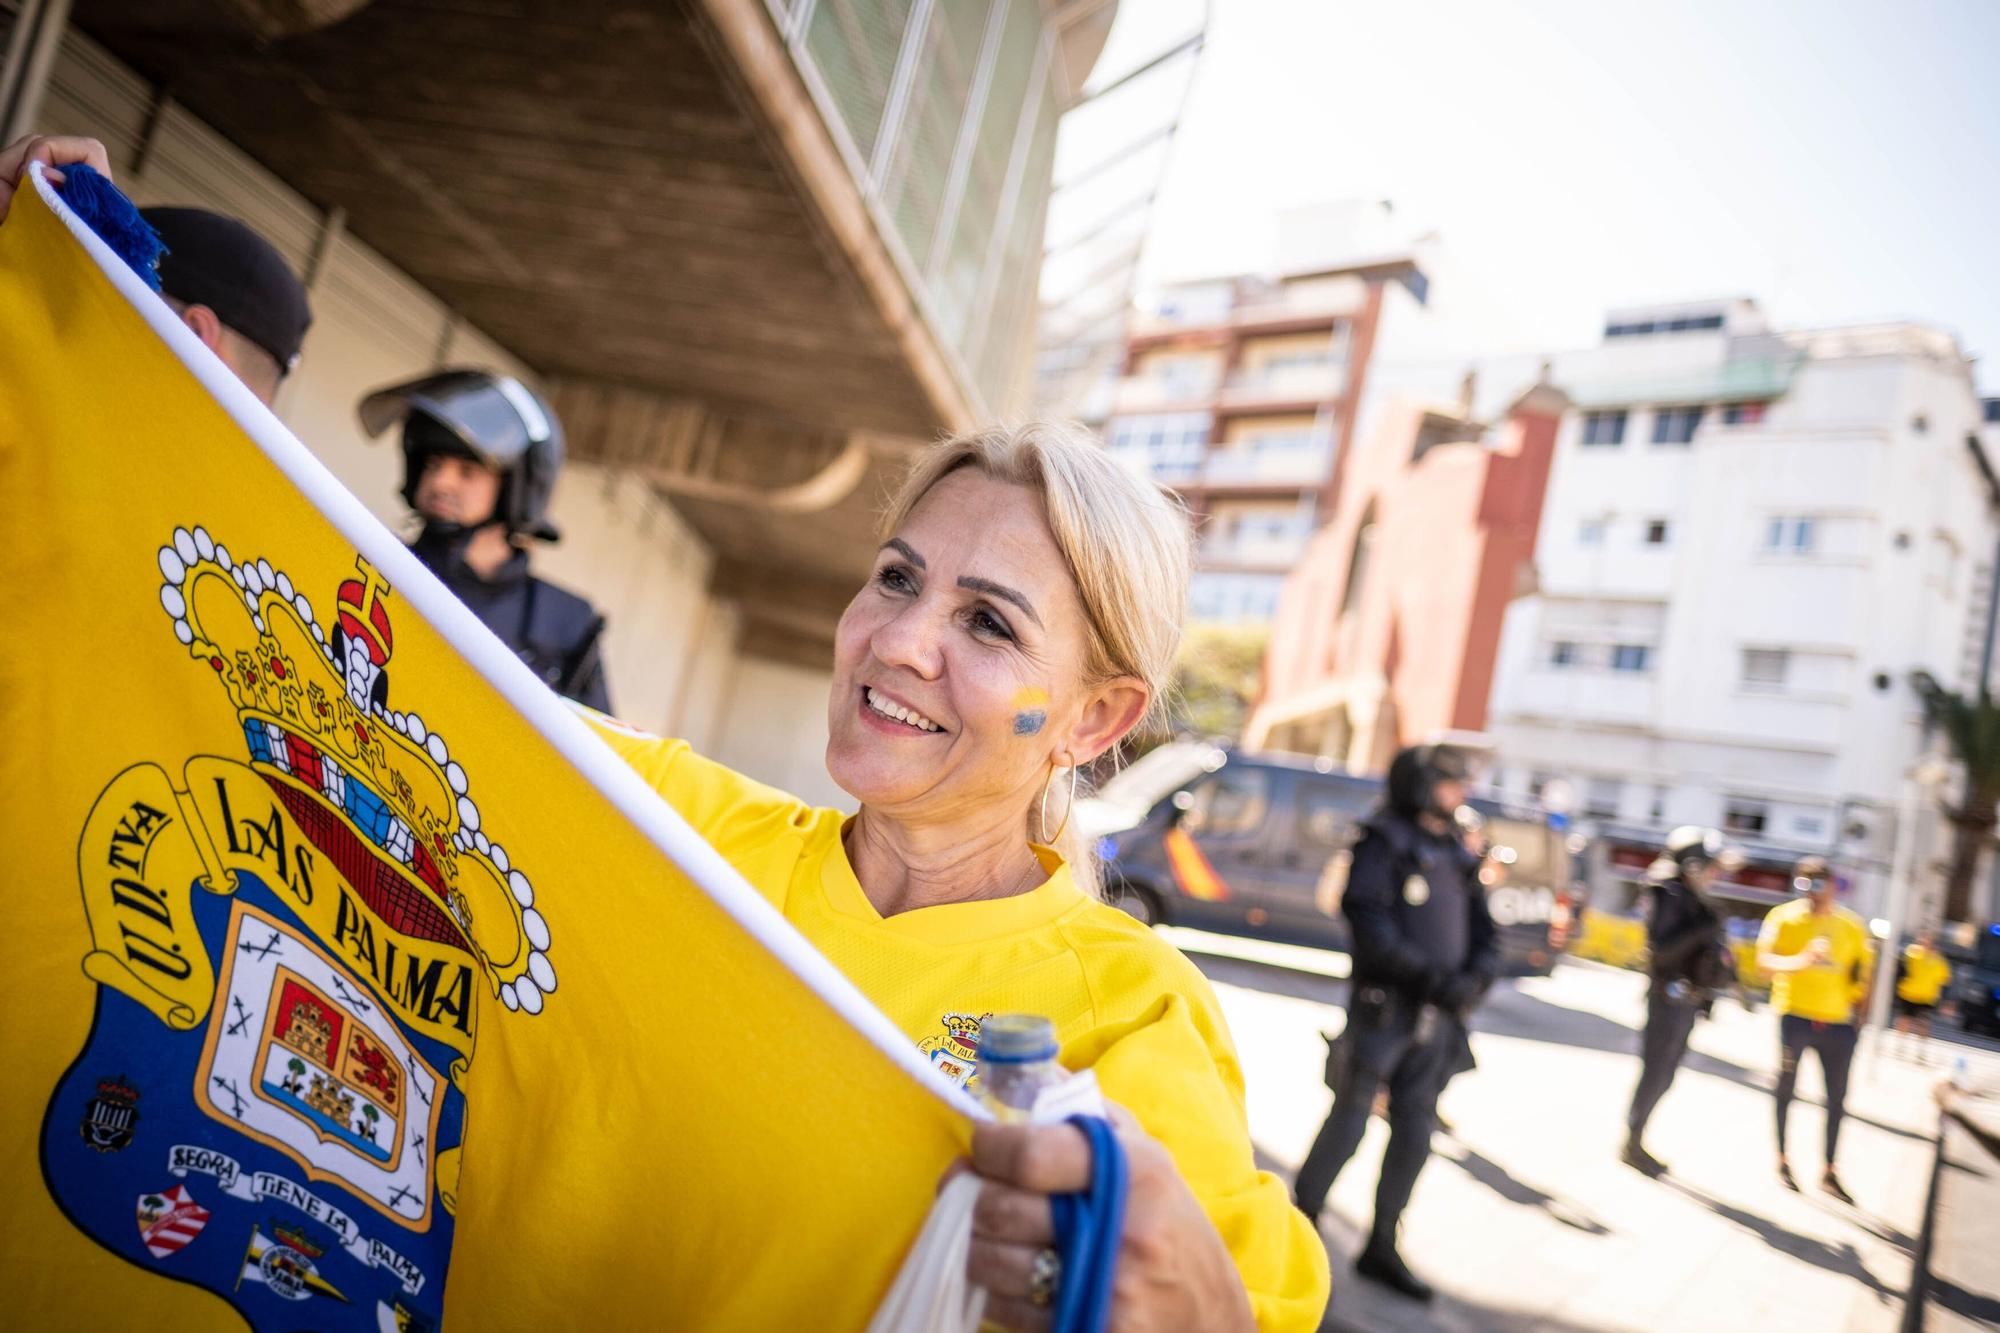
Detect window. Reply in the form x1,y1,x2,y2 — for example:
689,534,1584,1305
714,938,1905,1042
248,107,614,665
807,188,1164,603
1762,517,1815,555
1578,517,1607,546
1605,314,1723,338
1792,813,1827,839
1722,401,1769,426
1741,648,1790,689
1642,519,1671,546
1610,644,1651,673
1548,640,1582,668
1297,781,1369,849
1341,505,1377,617
1583,777,1623,821
1649,786,1668,823
1581,410,1628,446
1651,406,1705,445
1722,800,1768,836
1144,354,1218,399
1184,769,1270,837
1105,412,1210,483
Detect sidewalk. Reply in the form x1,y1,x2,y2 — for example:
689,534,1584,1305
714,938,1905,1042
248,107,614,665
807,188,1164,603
1207,954,2000,1333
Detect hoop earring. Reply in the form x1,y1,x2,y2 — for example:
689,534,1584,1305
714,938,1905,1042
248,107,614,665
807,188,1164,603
1038,761,1080,846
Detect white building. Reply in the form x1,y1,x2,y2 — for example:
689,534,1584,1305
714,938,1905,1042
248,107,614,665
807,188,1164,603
1488,298,1999,925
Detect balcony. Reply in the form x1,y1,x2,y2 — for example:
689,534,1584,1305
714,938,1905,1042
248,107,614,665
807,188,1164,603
1219,363,1348,409
1199,443,1334,488
1198,530,1314,570
1112,376,1221,413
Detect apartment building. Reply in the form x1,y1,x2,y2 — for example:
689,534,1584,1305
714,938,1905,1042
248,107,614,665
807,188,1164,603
1488,299,2000,922
1101,258,1430,623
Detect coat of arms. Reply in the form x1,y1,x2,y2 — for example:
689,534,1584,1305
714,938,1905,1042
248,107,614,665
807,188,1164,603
41,526,558,1329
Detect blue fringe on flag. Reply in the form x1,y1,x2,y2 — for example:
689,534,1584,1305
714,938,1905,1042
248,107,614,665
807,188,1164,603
57,163,164,291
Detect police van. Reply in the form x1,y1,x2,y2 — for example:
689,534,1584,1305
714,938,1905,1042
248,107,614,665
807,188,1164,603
1083,744,1576,975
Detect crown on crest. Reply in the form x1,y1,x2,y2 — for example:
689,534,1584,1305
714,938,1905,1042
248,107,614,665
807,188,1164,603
95,1075,139,1105
156,525,557,1016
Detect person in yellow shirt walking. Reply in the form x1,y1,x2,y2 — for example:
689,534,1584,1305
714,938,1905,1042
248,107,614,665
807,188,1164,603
1755,857,1874,1203
1894,929,1953,1056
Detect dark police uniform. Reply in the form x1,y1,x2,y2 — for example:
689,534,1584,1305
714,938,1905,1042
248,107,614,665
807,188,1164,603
1625,873,1729,1151
410,531,610,713
359,370,615,715
1293,806,1497,1246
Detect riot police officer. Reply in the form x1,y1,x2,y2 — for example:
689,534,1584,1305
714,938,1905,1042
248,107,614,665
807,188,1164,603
1622,825,1739,1178
1293,743,1498,1302
359,370,612,711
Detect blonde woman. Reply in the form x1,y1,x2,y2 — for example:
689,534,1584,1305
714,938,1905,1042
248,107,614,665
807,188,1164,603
592,426,1329,1329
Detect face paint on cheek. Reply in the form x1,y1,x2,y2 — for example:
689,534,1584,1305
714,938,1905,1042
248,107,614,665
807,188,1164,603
1011,687,1050,737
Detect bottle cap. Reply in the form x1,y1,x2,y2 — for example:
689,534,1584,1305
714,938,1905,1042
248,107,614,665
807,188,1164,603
977,1013,1058,1064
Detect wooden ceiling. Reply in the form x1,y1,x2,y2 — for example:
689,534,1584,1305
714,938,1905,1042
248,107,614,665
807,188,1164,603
75,0,965,654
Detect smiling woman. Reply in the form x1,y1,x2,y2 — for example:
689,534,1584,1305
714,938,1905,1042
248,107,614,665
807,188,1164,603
584,423,1330,1330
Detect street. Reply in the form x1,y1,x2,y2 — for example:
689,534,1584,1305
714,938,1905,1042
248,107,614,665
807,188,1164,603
1169,931,2000,1332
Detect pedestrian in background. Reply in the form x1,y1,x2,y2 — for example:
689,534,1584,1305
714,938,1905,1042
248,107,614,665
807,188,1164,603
1893,928,1952,1059
1623,826,1739,1178
1757,857,1873,1202
358,370,613,711
1293,743,1498,1303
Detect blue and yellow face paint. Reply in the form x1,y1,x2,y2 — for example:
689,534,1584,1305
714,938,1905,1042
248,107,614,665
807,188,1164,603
1011,687,1049,737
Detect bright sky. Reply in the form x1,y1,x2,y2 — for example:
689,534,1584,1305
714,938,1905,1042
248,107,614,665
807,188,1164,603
1077,0,2000,389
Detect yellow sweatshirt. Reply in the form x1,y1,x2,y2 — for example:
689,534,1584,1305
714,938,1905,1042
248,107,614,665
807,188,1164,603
586,716,1330,1331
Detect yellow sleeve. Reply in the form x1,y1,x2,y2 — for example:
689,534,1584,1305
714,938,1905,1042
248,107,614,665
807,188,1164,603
1063,981,1330,1331
570,705,823,907
1848,920,1876,1006
1756,907,1783,956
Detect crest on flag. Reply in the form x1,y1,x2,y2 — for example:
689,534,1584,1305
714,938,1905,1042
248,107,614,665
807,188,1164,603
136,1185,210,1258
82,1076,141,1153
40,528,535,1328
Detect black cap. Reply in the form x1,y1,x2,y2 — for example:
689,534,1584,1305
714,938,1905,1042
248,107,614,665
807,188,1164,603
141,206,313,372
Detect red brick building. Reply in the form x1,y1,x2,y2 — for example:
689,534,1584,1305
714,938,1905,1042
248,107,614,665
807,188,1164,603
1244,380,1567,770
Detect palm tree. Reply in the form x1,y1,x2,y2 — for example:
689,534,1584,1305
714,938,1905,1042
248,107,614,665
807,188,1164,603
1912,672,2000,924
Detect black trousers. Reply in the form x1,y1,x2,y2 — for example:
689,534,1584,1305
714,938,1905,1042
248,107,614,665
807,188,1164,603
1627,989,1700,1141
1294,1016,1459,1241
1775,1014,1857,1165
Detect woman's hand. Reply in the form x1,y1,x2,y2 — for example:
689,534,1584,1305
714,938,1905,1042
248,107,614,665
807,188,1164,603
964,1106,1255,1332
0,134,111,224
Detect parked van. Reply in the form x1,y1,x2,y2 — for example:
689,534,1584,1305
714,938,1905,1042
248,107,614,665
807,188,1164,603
1083,743,1576,975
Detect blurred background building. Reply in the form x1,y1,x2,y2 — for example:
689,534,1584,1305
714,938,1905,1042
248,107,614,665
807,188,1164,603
1,0,1118,806
1484,300,2000,923
1245,377,1566,772
1101,254,1430,625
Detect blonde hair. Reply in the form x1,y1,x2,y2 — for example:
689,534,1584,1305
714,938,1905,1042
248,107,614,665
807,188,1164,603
880,422,1193,889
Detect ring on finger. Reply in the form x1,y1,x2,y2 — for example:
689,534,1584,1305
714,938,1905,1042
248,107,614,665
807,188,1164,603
1028,1247,1061,1308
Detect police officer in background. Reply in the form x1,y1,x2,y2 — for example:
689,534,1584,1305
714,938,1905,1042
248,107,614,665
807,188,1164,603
359,370,612,711
1622,826,1740,1178
1293,743,1499,1303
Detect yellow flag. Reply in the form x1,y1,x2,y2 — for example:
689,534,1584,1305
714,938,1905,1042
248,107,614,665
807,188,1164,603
0,167,971,1329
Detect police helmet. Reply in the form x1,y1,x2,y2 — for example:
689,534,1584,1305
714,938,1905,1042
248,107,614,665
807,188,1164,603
358,369,565,542
1386,743,1475,819
1647,825,1743,881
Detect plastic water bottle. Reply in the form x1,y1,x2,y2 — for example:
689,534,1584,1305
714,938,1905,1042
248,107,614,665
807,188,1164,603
976,1014,1066,1123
